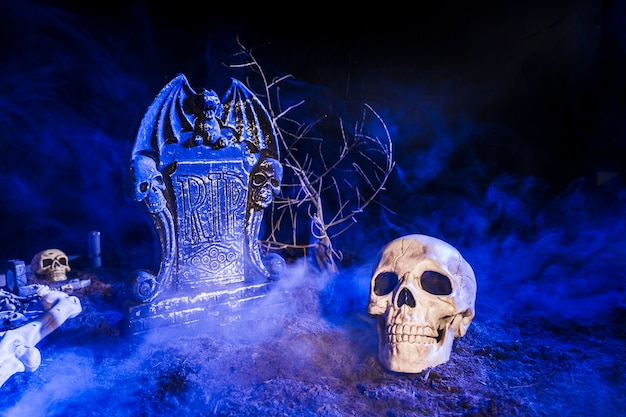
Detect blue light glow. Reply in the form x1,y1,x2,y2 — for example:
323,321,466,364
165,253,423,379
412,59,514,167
0,1,625,415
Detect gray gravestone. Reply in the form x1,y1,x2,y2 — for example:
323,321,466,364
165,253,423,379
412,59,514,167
125,75,284,332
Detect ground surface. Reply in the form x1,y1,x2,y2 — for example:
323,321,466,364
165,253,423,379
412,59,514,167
0,263,624,417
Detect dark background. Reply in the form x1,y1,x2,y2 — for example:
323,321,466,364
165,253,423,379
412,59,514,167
0,0,624,275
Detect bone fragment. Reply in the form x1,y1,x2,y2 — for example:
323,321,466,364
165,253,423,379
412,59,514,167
0,285,82,387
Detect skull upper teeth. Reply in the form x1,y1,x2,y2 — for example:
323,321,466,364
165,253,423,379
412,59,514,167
385,324,439,344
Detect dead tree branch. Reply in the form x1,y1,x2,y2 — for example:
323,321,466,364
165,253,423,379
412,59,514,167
229,38,395,274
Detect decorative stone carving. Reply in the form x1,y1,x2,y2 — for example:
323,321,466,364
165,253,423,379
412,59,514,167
367,234,477,374
126,75,284,332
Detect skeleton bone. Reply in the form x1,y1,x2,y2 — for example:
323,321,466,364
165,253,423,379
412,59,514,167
0,285,82,387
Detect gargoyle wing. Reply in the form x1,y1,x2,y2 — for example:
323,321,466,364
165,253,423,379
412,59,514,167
221,78,279,159
131,74,196,161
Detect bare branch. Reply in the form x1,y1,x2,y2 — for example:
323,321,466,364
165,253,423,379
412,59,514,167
228,41,395,273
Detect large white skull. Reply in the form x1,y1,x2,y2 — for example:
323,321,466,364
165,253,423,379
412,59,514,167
367,234,477,374
131,155,167,214
31,249,71,282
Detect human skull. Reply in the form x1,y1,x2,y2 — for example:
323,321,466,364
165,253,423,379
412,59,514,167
249,157,283,210
131,155,167,214
31,249,71,282
367,234,477,374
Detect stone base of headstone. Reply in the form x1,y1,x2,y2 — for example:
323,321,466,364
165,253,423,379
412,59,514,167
123,280,279,334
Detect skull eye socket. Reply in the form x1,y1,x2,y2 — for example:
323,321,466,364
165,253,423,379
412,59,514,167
139,182,148,192
373,272,398,296
252,173,266,186
42,259,53,268
420,270,452,295
58,257,67,266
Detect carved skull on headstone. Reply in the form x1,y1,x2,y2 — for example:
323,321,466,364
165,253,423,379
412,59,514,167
249,157,283,210
131,155,167,214
31,249,71,282
367,234,477,374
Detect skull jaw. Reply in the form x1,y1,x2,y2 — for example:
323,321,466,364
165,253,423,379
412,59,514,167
144,196,167,214
47,271,68,282
378,326,455,374
250,188,273,210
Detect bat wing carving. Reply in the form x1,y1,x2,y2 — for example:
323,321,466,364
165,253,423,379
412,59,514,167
132,75,278,162
131,74,195,161
221,78,279,160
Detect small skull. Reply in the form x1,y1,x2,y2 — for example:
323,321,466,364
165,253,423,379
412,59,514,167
249,157,283,210
131,155,167,214
32,249,71,282
367,234,477,374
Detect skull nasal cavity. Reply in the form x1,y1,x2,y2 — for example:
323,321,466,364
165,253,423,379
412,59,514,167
397,288,416,308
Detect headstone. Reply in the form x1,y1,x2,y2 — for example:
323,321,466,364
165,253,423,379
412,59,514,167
125,75,284,332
